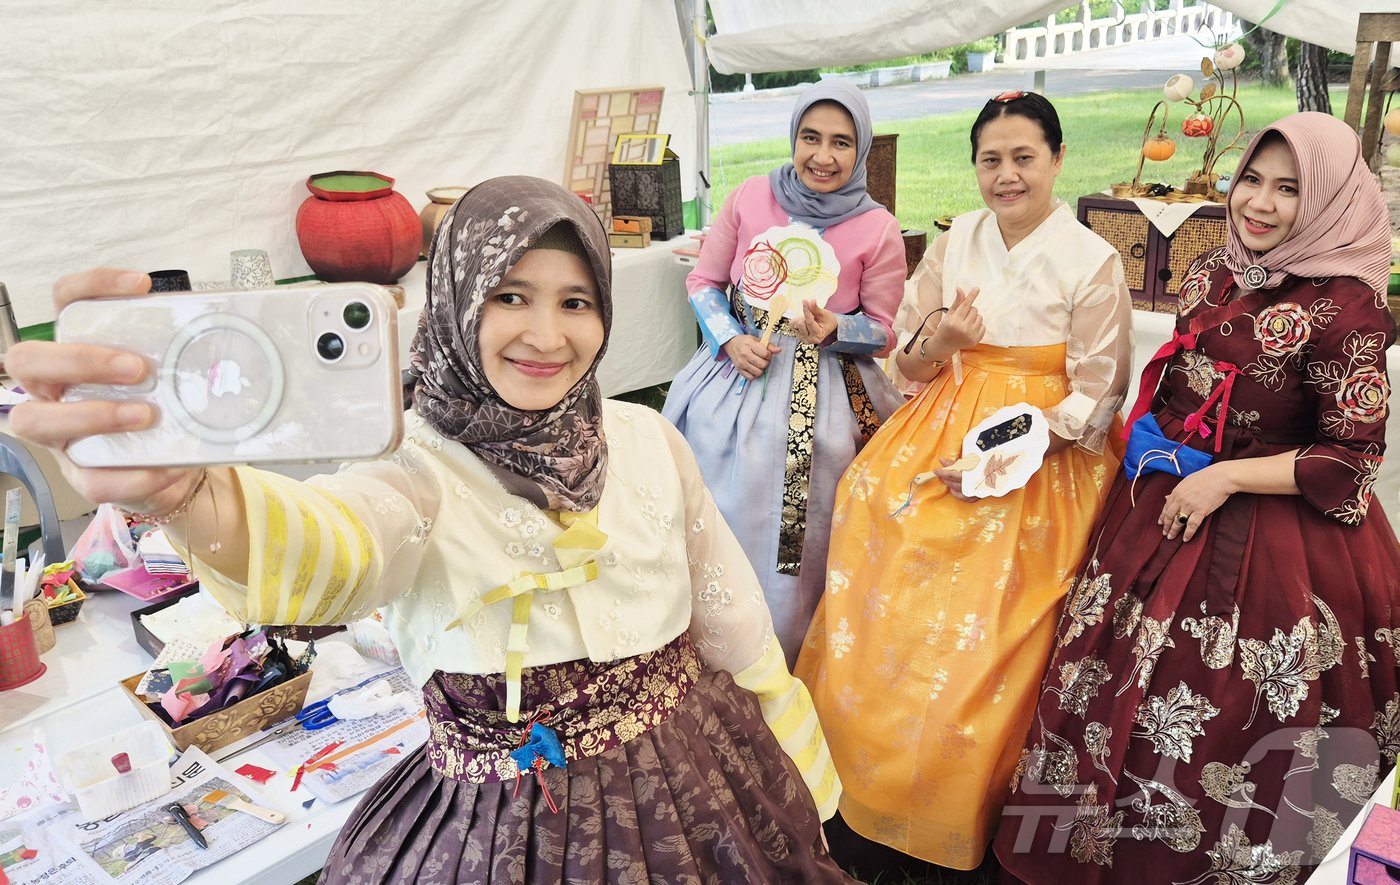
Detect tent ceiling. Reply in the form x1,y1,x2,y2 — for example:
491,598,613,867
705,0,1393,74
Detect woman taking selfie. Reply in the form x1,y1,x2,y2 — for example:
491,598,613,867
7,176,852,884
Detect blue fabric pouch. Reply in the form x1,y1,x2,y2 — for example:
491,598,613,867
1123,413,1212,480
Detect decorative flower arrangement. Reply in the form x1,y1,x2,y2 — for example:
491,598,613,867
1117,39,1248,200
1172,42,1248,196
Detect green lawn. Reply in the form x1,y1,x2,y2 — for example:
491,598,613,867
709,84,1347,236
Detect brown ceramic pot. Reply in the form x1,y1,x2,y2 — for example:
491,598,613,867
419,186,472,257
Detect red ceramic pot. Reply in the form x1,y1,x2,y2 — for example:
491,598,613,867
296,171,420,284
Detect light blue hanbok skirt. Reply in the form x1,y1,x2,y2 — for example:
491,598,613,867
663,326,903,666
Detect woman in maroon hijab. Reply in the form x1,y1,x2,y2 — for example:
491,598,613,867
996,112,1400,884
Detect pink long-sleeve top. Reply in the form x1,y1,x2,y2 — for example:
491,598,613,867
686,176,905,358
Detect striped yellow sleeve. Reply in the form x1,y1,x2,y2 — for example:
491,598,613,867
732,637,841,821
191,467,381,626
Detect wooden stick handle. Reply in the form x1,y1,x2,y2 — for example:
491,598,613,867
758,295,788,349
227,798,286,824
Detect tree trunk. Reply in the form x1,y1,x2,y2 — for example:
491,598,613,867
1295,41,1332,113
1241,22,1289,86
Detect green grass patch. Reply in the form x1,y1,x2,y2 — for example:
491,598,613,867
709,84,1345,236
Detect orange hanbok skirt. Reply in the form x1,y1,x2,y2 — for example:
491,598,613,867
796,342,1121,869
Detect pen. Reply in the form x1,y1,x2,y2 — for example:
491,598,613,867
164,802,208,849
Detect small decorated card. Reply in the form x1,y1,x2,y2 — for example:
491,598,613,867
958,404,1049,498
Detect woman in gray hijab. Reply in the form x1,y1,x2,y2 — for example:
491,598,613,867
663,80,906,668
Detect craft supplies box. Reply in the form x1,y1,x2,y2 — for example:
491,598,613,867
56,720,173,821
1349,801,1400,883
130,582,340,657
119,669,312,753
129,582,201,657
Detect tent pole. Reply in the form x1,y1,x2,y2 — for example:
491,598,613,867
692,0,711,228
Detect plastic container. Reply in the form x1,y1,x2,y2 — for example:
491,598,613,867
57,720,173,820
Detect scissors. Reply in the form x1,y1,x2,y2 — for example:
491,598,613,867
294,698,339,730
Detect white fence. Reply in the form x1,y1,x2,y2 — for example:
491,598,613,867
1003,0,1234,65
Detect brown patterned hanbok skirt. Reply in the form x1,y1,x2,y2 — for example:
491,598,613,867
318,632,851,884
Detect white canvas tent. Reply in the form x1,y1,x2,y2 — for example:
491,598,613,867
704,0,1394,74
0,4,700,321
2,1,1392,323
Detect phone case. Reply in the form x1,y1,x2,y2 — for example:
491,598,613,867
59,283,404,468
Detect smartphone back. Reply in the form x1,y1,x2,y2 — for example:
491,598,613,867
60,284,404,468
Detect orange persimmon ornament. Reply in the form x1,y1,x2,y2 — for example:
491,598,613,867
1182,113,1214,138
1386,108,1400,137
1143,134,1177,161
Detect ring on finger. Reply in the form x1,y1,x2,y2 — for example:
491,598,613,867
1176,512,1190,525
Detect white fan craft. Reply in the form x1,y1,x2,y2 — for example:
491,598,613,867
956,403,1050,498
739,223,840,319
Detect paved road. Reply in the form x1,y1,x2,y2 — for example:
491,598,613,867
711,33,1229,145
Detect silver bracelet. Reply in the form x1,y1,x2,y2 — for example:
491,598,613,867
917,337,949,367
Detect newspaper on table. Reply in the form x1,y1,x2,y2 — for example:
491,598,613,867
257,667,428,805
0,747,282,885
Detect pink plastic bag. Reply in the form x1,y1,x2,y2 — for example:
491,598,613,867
70,503,138,582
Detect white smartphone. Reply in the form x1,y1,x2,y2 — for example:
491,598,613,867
59,283,404,468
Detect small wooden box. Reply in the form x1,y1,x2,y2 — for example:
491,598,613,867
612,215,653,235
608,231,651,249
1350,802,1400,884
119,669,311,753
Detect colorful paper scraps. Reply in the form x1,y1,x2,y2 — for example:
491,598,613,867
137,630,315,726
233,764,275,785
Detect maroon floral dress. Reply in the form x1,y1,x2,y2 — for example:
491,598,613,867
994,247,1400,884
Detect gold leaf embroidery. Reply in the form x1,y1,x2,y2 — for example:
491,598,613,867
1132,680,1220,762
1374,694,1400,757
1061,572,1114,647
1053,783,1122,868
1237,597,1343,727
1180,602,1240,670
1118,614,1175,696
1083,722,1116,783
1054,655,1112,717
1304,805,1344,864
1331,761,1379,805
1174,824,1302,885
1028,729,1080,798
1124,770,1205,853
1356,636,1375,679
1199,761,1276,818
1284,726,1328,779
1112,593,1143,640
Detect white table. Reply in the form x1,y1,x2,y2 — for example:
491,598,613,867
397,232,700,397
0,592,365,884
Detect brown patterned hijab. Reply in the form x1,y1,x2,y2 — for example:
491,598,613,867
410,176,612,512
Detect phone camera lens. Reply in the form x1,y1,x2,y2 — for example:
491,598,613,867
316,332,345,361
343,301,372,330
